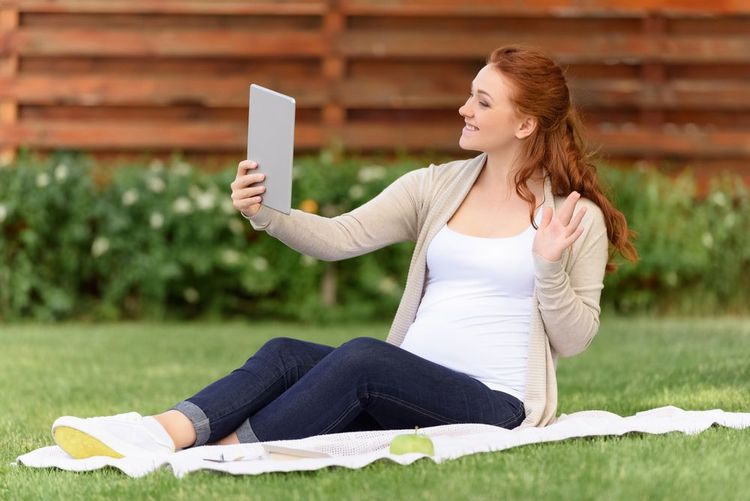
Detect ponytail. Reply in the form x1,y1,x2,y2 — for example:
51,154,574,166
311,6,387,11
490,45,637,272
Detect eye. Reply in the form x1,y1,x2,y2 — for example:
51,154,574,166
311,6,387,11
468,92,489,108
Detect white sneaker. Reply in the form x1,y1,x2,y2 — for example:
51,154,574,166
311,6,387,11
51,412,175,459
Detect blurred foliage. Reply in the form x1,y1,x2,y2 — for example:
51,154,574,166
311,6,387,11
0,151,748,322
601,166,750,314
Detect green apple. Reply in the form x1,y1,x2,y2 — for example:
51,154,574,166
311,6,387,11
389,427,435,456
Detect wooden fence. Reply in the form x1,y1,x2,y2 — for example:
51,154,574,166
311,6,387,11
1,0,750,179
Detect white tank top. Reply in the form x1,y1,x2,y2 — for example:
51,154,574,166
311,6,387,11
400,215,538,402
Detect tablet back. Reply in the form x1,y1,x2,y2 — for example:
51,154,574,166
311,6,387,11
247,84,296,214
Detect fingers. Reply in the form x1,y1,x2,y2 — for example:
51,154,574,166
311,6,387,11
232,185,266,201
232,160,265,213
557,191,581,225
564,226,585,247
231,170,265,190
234,196,263,212
566,206,587,237
540,207,553,229
236,160,257,177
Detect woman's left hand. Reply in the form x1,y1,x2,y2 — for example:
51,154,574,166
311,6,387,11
532,191,587,262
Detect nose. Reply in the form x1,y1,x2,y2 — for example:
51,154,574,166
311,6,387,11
459,99,472,118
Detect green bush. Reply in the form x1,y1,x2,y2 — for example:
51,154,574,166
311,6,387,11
0,152,747,321
601,167,750,314
0,155,96,320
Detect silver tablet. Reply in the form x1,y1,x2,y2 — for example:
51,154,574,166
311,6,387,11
247,84,296,215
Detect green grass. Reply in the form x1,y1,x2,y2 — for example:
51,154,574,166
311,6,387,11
1,317,749,500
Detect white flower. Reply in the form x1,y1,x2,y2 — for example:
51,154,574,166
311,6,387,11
149,212,164,229
91,237,110,258
665,271,678,287
252,256,268,272
724,213,736,228
146,176,165,193
0,204,7,223
36,173,50,188
54,163,69,181
195,192,216,211
357,165,386,183
188,186,215,210
121,189,139,206
221,199,236,215
228,219,245,235
301,255,318,267
172,197,192,214
348,184,365,200
173,161,192,176
701,232,714,248
377,276,398,295
710,192,727,207
183,287,200,304
149,158,164,172
221,249,241,266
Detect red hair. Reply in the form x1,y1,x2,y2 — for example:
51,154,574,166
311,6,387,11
487,45,637,271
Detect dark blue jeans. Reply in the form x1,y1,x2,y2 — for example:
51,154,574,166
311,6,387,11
173,337,525,446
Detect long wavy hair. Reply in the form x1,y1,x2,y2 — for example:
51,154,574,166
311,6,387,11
487,45,637,271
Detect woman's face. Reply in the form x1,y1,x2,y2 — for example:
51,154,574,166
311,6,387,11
458,65,534,154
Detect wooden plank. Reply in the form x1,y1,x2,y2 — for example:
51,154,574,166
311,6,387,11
22,12,323,30
0,75,328,107
0,120,323,150
341,0,645,17
20,57,322,78
2,1,326,15
19,105,322,123
339,31,750,63
591,128,750,157
658,81,750,110
3,119,749,159
341,0,750,16
340,31,651,62
336,77,750,110
660,36,750,63
4,28,327,57
0,6,17,165
338,76,469,109
17,0,744,17
335,123,750,157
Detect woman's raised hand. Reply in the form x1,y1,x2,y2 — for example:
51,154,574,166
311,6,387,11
231,160,266,218
532,191,587,263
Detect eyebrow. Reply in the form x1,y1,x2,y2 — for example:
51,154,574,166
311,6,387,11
470,86,494,102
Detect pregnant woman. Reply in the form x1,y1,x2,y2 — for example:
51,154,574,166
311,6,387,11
51,45,636,459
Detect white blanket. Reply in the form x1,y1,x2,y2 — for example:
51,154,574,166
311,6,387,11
14,406,750,478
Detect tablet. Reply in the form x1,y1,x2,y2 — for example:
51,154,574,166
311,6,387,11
246,84,296,215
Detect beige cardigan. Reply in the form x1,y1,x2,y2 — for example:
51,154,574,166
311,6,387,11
247,152,609,427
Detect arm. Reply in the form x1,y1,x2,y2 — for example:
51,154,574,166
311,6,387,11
534,200,608,357
245,168,428,261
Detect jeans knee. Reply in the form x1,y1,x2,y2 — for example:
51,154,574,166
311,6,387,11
340,336,384,351
252,337,307,361
337,337,389,370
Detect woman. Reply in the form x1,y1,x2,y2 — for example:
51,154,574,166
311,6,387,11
51,45,636,459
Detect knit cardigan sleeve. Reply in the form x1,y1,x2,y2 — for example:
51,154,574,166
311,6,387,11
533,198,609,358
244,168,429,261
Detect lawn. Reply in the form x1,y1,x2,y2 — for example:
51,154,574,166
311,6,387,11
1,317,749,500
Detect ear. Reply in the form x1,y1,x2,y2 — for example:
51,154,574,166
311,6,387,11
516,116,537,140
